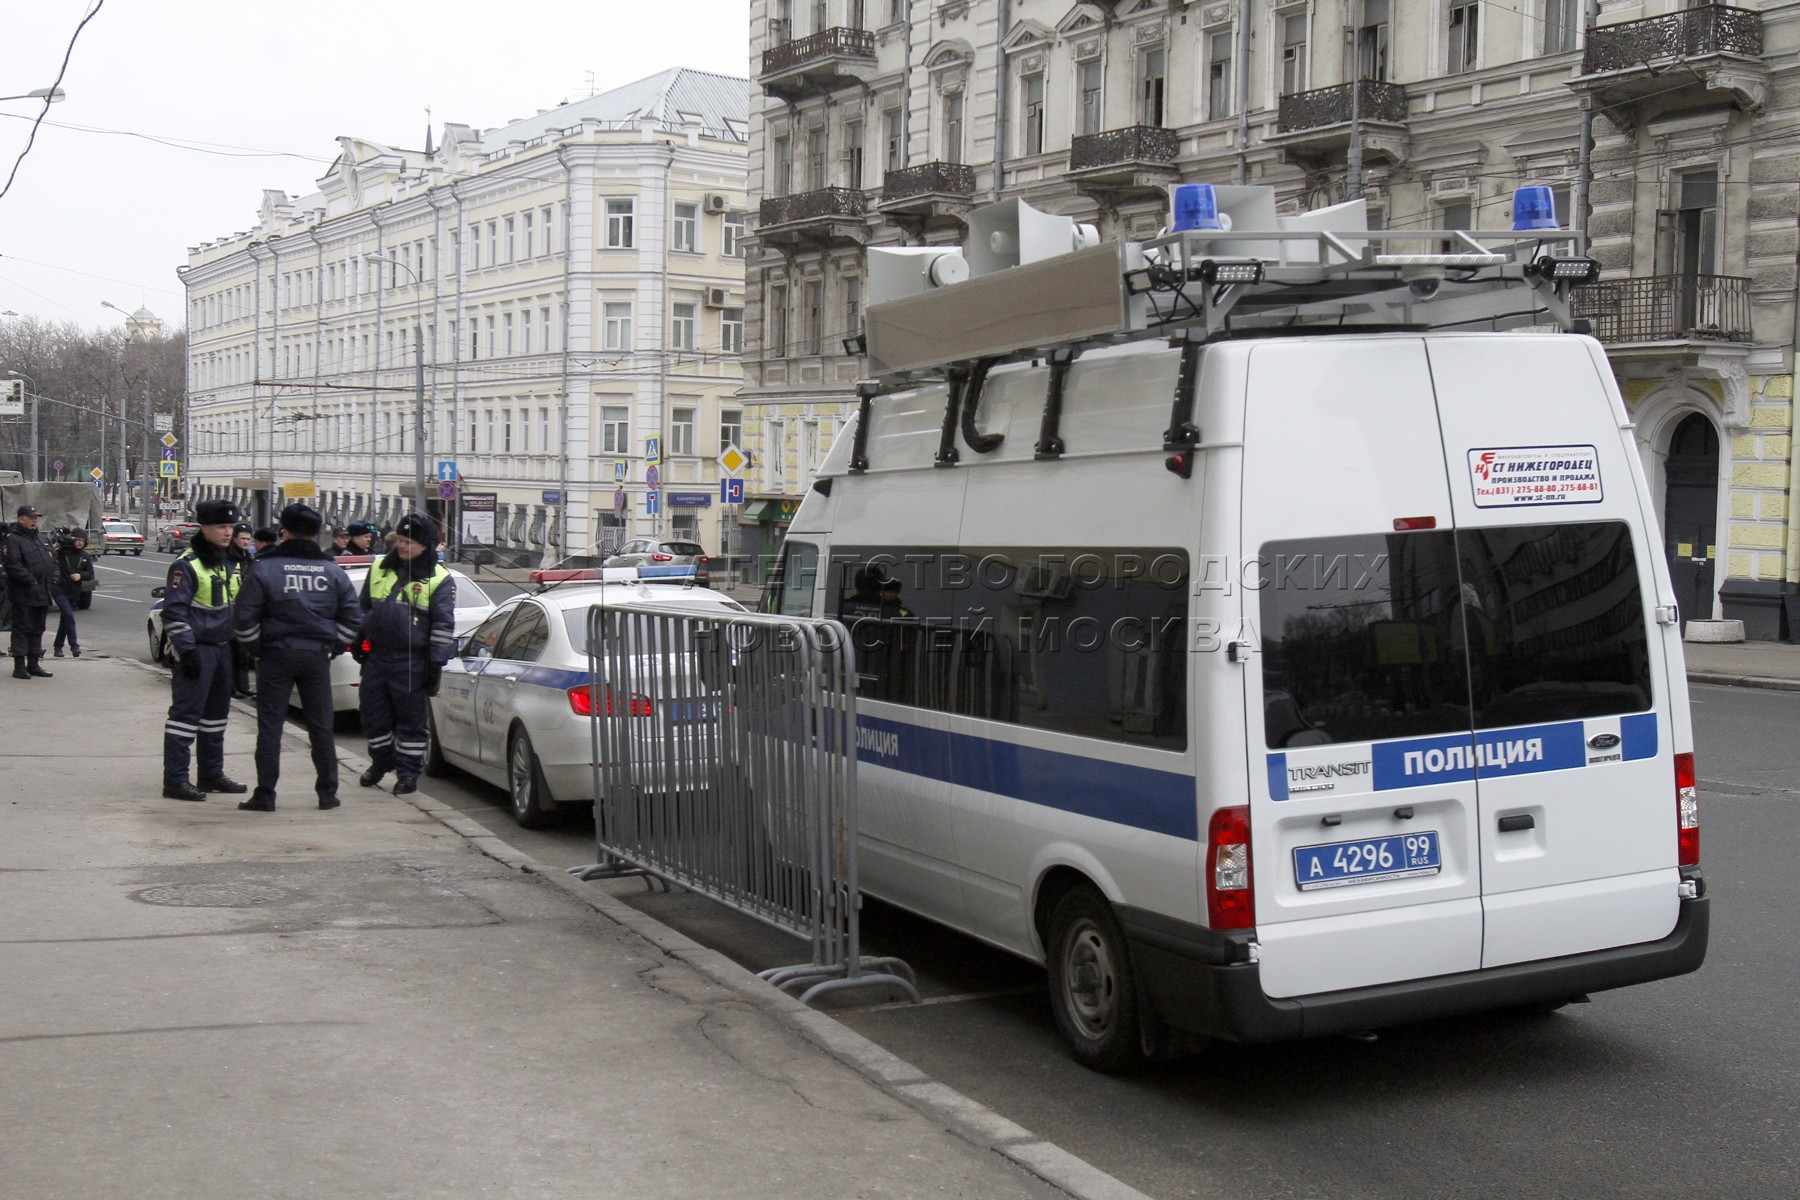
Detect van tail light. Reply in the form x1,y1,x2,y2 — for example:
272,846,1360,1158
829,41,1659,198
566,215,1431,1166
1675,751,1699,866
569,685,653,717
1206,805,1255,930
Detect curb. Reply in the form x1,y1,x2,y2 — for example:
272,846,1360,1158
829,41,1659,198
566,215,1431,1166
1687,671,1800,692
124,654,1152,1200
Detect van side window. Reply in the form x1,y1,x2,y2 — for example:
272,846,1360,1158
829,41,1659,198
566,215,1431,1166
764,541,819,616
1259,521,1651,748
831,546,1188,751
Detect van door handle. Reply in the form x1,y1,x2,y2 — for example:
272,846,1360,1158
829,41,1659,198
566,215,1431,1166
1498,814,1535,833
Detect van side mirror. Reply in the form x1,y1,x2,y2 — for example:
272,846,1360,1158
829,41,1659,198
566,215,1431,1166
151,586,166,599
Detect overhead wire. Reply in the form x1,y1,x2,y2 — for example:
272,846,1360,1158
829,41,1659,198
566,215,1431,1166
0,0,106,203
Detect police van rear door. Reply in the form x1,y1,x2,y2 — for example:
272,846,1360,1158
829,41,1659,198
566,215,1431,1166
1426,335,1679,968
1240,338,1485,999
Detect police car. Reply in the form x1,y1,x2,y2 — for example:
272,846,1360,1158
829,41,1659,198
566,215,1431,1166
763,187,1708,1069
147,557,495,708
425,574,744,828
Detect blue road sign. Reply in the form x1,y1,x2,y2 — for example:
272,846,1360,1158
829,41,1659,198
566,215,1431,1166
437,481,457,501
645,491,660,515
542,489,563,505
645,465,661,487
436,460,458,482
721,477,744,504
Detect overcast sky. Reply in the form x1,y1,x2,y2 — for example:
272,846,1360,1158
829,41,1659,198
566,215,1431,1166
0,0,751,332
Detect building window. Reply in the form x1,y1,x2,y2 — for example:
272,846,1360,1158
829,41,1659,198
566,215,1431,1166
468,225,481,270
539,407,551,454
848,0,866,29
605,199,635,248
807,125,828,191
844,277,861,342
768,284,788,356
806,281,824,355
540,205,554,255
603,302,633,351
522,211,534,258
600,406,629,455
484,409,494,454
671,302,697,351
773,135,793,195
1078,60,1103,136
485,315,496,358
1448,2,1479,74
672,202,698,253
504,216,516,262
723,211,747,258
1543,0,1577,55
671,407,696,456
502,409,513,454
845,120,865,188
1439,198,1472,254
721,307,744,353
504,312,515,355
1359,0,1391,80
1021,73,1045,155
943,92,964,164
1283,14,1309,95
1207,31,1233,121
487,221,498,265
884,104,903,172
521,313,531,354
1140,47,1166,126
540,306,552,352
720,407,742,451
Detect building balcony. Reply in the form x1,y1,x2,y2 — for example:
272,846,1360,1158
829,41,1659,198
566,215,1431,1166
758,27,878,98
877,161,977,224
755,188,869,248
1571,6,1765,129
1066,126,1180,196
1266,81,1410,167
1574,274,1756,420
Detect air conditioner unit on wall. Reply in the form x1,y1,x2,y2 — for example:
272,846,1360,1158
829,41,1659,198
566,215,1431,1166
704,286,731,308
703,193,729,214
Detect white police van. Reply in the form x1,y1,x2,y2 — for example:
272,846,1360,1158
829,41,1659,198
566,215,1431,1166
764,186,1707,1070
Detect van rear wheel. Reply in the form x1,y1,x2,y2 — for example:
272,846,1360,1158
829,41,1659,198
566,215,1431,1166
1046,884,1147,1073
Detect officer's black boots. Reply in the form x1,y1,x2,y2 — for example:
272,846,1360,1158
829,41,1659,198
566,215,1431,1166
358,767,387,788
163,781,206,802
318,795,341,810
198,776,248,794
392,778,418,796
11,658,27,680
26,658,51,678
238,796,276,812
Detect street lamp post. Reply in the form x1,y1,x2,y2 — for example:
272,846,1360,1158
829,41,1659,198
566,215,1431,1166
101,301,155,533
5,369,38,480
370,255,428,521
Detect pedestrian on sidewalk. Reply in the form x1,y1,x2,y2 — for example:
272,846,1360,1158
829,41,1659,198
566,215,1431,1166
2,505,59,680
234,503,361,812
51,529,94,658
160,500,249,802
355,513,455,797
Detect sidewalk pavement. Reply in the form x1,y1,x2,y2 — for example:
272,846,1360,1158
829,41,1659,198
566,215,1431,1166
1682,637,1800,690
0,656,1143,1200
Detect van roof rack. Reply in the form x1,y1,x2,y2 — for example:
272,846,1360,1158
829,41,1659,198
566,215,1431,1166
861,190,1599,381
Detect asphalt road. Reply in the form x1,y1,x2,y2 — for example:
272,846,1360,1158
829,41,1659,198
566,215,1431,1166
66,565,1800,1198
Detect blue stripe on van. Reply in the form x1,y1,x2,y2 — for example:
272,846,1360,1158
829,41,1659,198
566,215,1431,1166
1267,753,1289,802
854,714,1198,841
1621,712,1658,761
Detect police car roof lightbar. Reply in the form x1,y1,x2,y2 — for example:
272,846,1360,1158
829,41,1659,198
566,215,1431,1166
861,184,1598,380
528,564,700,588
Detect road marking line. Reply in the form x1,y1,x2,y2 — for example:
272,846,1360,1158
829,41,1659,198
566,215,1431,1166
93,564,135,574
92,594,146,604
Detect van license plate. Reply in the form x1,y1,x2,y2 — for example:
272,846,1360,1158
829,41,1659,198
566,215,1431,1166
1293,832,1441,891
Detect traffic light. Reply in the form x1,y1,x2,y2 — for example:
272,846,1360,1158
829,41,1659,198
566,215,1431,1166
1,378,22,406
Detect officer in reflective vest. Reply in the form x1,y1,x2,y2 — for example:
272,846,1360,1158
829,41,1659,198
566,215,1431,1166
355,513,456,796
161,499,247,801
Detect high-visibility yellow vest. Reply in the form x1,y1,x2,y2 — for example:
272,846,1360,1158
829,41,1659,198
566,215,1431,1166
177,551,241,608
368,561,449,609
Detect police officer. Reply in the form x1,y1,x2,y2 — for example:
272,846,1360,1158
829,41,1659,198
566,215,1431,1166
355,513,455,796
234,503,361,812
3,505,59,680
327,526,352,558
345,520,377,556
160,499,247,801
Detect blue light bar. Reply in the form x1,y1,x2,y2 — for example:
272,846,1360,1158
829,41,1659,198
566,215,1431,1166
1513,185,1559,231
1171,183,1224,233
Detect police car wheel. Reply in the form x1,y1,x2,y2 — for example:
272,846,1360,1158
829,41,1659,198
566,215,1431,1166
422,707,450,778
507,728,555,829
1046,884,1147,1073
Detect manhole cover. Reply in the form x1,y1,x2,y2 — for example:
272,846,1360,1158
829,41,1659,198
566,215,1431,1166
131,882,291,908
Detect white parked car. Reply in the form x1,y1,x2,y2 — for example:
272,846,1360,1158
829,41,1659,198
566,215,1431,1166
425,581,745,827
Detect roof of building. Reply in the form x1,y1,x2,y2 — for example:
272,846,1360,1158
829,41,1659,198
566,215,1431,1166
478,67,748,152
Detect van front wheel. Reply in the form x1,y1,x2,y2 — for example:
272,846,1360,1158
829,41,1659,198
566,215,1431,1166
1047,884,1146,1073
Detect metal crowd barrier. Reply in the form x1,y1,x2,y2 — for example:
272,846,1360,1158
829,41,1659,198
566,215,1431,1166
570,601,918,1005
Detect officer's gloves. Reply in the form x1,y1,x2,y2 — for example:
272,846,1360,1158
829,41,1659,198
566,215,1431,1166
424,663,443,697
349,642,368,665
179,649,202,680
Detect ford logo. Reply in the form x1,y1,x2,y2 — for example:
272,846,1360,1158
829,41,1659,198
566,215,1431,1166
1587,733,1621,750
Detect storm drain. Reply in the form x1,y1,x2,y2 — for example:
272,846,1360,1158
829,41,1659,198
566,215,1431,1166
130,882,291,908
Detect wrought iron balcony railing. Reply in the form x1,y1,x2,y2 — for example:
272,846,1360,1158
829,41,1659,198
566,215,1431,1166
881,162,977,203
1068,125,1179,173
1572,274,1752,344
1582,5,1762,74
1277,80,1409,133
759,187,867,227
761,27,877,76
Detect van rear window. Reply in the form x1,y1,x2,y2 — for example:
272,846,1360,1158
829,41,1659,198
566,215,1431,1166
1259,522,1651,749
830,546,1188,751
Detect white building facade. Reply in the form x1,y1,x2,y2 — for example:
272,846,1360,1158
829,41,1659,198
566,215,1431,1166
182,69,749,564
743,1,1800,637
